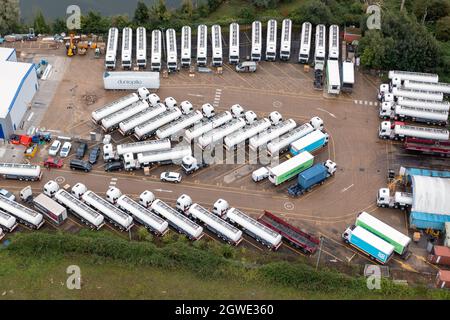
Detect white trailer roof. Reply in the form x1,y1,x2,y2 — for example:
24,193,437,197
0,61,36,118
352,226,395,255
0,48,15,61
269,151,313,177
412,176,450,216
357,212,411,247
327,59,340,86
342,61,354,84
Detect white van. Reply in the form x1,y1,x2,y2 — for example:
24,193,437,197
252,167,269,182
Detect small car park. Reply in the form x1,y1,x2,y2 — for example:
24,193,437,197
160,172,182,183
69,159,92,172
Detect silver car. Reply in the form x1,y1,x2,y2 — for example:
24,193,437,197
160,172,182,183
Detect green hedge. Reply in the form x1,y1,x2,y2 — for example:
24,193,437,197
5,231,450,299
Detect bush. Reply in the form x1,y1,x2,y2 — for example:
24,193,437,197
436,16,450,41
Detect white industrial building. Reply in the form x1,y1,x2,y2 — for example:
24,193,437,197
0,48,38,139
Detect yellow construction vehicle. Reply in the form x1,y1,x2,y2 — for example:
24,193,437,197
67,33,77,57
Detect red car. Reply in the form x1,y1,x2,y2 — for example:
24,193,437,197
44,157,63,168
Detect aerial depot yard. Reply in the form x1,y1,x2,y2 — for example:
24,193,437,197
1,15,450,300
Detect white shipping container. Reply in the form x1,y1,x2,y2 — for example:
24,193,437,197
103,71,160,90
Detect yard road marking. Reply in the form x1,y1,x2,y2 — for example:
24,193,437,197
27,112,34,121
154,188,173,193
316,107,337,119
188,93,204,97
341,184,354,193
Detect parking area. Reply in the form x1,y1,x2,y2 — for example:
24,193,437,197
1,43,449,277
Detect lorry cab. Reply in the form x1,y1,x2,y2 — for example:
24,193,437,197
378,84,390,101
139,190,155,208
176,194,192,215
231,104,245,118
309,116,324,130
201,103,215,118
244,111,257,125
148,93,160,107
376,188,390,207
103,144,115,162
106,187,122,204
180,101,194,115
269,111,282,125
20,186,33,203
212,199,229,217
43,180,60,197
137,87,150,100
379,102,394,119
383,93,395,103
71,183,87,199
378,121,392,139
164,97,177,109
123,153,137,171
324,160,337,175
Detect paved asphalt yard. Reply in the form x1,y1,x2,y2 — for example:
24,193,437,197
2,43,449,278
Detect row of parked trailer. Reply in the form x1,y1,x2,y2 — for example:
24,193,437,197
377,70,450,157
342,211,412,264
90,87,332,171
0,180,322,253
104,20,341,70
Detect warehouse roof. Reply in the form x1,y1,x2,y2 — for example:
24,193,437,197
0,61,35,119
412,176,450,216
0,48,15,61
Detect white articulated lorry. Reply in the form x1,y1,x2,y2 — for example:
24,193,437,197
0,194,44,229
391,87,443,102
376,188,413,211
378,121,450,141
188,203,243,245
198,118,246,150
266,117,324,157
54,189,105,230
106,187,169,236
0,209,18,232
388,70,439,83
396,97,450,112
151,199,203,240
249,119,297,151
123,145,192,170
91,93,140,124
184,111,233,143
156,110,203,140
101,100,149,132
224,118,272,150
379,104,449,126
82,190,134,231
403,80,450,95
134,107,182,140
118,103,167,135
117,139,171,156
0,163,42,181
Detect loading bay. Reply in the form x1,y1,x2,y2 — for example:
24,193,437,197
1,41,450,280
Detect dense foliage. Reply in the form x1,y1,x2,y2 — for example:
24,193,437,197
5,231,450,299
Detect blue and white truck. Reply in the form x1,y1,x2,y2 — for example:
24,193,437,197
288,160,336,197
290,130,329,156
342,225,395,264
